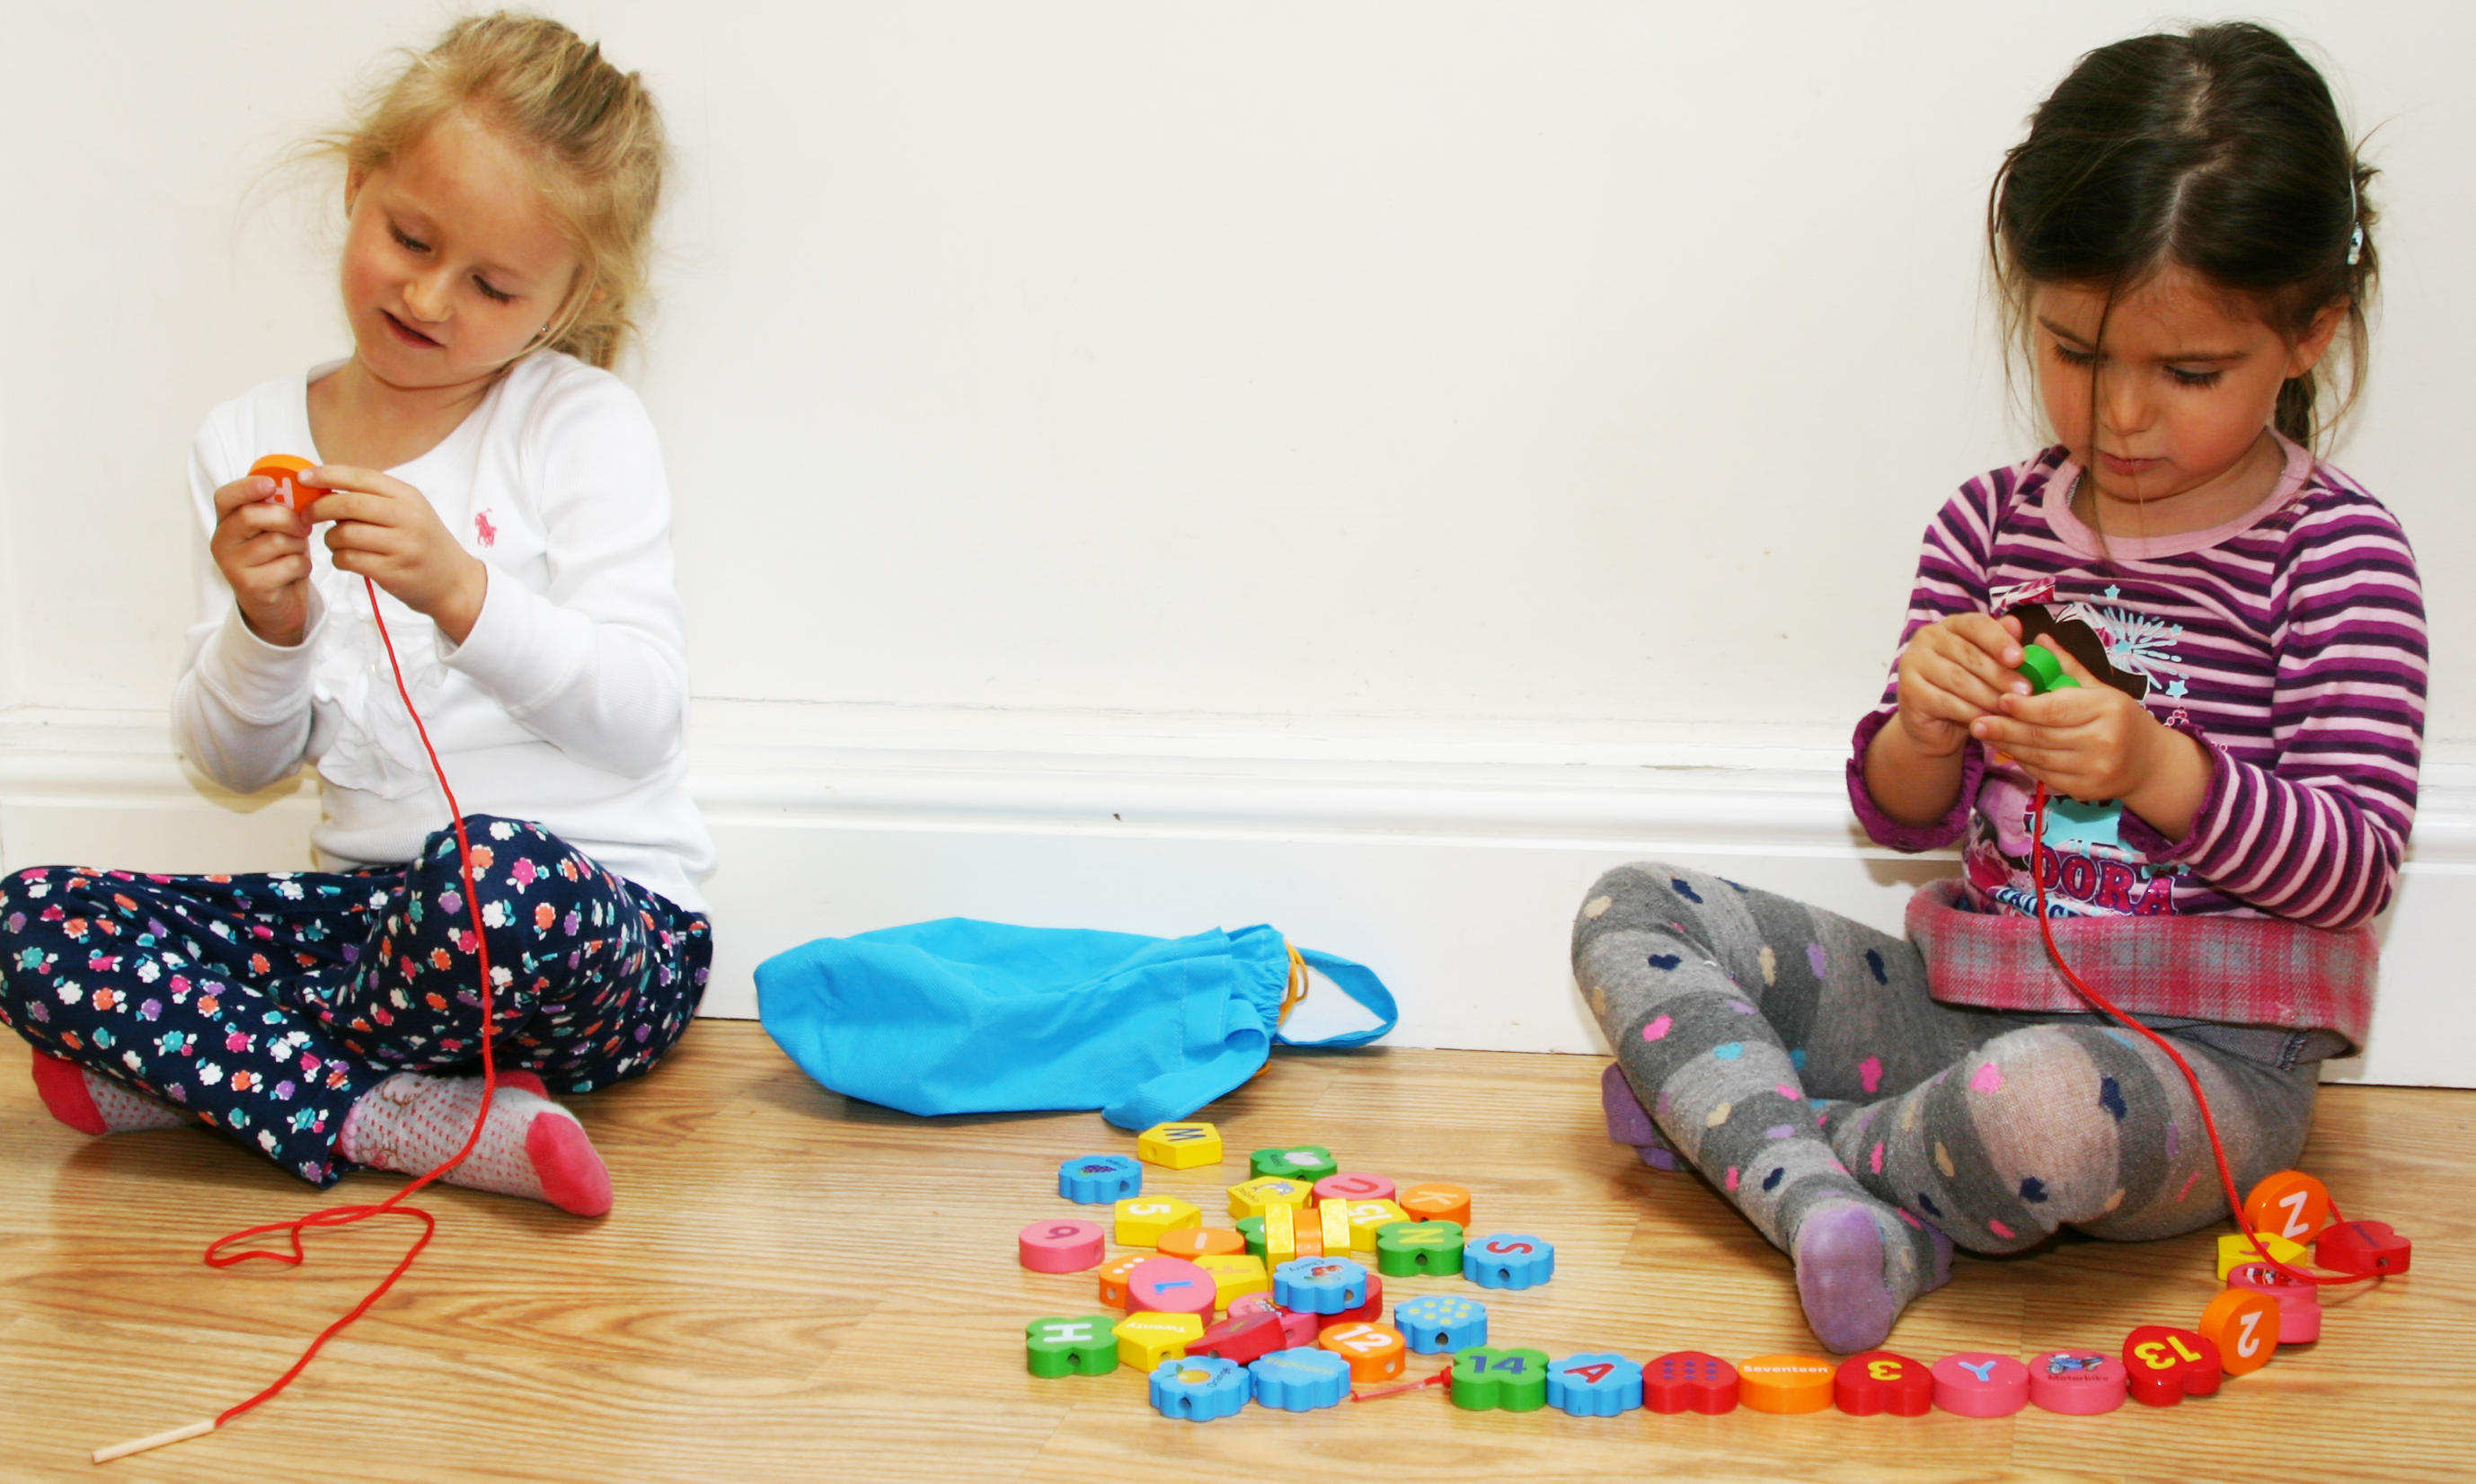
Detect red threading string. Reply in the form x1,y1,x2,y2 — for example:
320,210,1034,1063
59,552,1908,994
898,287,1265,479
2029,782,2367,1291
198,575,499,1433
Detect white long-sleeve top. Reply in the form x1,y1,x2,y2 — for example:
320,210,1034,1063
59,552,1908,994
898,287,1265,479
172,351,714,911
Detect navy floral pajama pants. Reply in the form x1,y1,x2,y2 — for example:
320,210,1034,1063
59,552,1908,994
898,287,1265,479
0,816,710,1187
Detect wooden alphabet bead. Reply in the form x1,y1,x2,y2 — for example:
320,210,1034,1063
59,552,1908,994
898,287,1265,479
1313,1171,1397,1204
1056,1153,1141,1204
1464,1233,1555,1289
2026,1350,2127,1415
1248,1347,1353,1411
2121,1326,2223,1407
1393,1294,1488,1354
1114,1196,1202,1247
2214,1230,2307,1281
1929,1352,2029,1417
1344,1199,1411,1252
2315,1219,2412,1276
2242,1169,2332,1244
1397,1181,1472,1227
1375,1219,1465,1277
1317,1321,1408,1382
1738,1355,1835,1414
1126,1256,1218,1317
1018,1218,1107,1273
1230,1293,1321,1349
1322,1273,1384,1329
1273,1257,1370,1314
248,455,316,512
2197,1287,2281,1377
1548,1353,1643,1417
1096,1253,1146,1307
1264,1202,1297,1264
1449,1346,1552,1412
1136,1121,1224,1169
1024,1314,1122,1377
1114,1312,1207,1369
2227,1262,2323,1344
1833,1351,1932,1417
1251,1144,1340,1182
1643,1351,1738,1415
1157,1228,1247,1261
1319,1197,1354,1255
1150,1356,1250,1420
1196,1252,1272,1308
1227,1175,1313,1218
1188,1305,1287,1366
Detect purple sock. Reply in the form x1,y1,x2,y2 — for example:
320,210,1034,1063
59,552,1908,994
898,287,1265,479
1792,1202,1950,1355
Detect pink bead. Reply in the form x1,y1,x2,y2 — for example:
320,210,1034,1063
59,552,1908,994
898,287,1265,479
1931,1352,2029,1417
1017,1218,1106,1273
1312,1172,1396,1203
2026,1350,2127,1415
2227,1262,2324,1344
1125,1255,1217,1316
1230,1292,1320,1348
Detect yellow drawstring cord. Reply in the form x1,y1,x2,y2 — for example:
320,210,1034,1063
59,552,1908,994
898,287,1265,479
1247,942,1312,1082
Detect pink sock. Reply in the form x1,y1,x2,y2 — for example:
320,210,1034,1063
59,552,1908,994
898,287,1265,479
30,1049,188,1135
340,1071,612,1216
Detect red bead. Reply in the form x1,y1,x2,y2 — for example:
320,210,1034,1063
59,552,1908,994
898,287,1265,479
1835,1350,1933,1417
2314,1219,2411,1276
1643,1350,1739,1414
2121,1325,2222,1407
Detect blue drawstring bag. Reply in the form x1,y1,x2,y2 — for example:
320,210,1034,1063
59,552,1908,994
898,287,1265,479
755,920,1397,1129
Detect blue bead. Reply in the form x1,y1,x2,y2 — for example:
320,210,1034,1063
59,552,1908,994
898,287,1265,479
1149,1356,1250,1420
1057,1154,1142,1204
1247,1347,1352,1411
1393,1294,1489,1354
1547,1352,1642,1416
1270,1257,1369,1314
1463,1233,1555,1290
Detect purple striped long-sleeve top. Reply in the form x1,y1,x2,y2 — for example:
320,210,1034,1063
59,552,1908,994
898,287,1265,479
1847,437,2426,932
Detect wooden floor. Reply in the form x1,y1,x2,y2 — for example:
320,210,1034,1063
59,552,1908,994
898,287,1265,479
2,1022,2469,1483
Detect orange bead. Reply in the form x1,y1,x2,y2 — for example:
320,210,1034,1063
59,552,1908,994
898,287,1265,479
2242,1170,2332,1245
1737,1354,1835,1414
2198,1288,2282,1377
1096,1253,1146,1308
1157,1228,1247,1261
1316,1321,1408,1383
1399,1181,1472,1227
248,454,316,512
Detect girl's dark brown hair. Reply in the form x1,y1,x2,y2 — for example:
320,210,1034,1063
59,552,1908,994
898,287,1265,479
1990,22,2376,450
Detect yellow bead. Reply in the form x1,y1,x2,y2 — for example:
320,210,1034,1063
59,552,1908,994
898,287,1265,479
1136,1122,1225,1170
1113,1312,1205,1369
1114,1196,1202,1247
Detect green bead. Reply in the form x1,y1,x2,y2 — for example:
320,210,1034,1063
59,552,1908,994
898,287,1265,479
1250,1144,1340,1182
1449,1346,1551,1411
2018,645,2077,693
1235,1216,1268,1259
1025,1314,1121,1378
1375,1219,1464,1277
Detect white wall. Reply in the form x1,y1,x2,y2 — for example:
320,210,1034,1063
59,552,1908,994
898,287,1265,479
2,4,2469,1082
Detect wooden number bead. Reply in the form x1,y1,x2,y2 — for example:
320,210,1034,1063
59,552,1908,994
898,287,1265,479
1375,1220,1465,1277
2198,1288,2281,1377
2316,1219,2412,1276
1249,1347,1352,1411
1272,1257,1370,1315
1114,1196,1202,1247
2027,1350,2127,1415
1126,1256,1218,1317
1114,1312,1206,1369
1449,1347,1552,1412
1928,1352,2029,1417
1393,1294,1488,1354
1251,1144,1340,1182
1738,1355,1835,1414
1096,1253,1146,1307
1833,1351,1932,1417
2121,1325,2223,1407
1227,1176,1312,1218
2228,1262,2323,1344
1189,1305,1287,1366
2242,1169,2332,1244
1018,1218,1107,1273
1157,1228,1247,1261
1317,1321,1408,1382
1398,1181,1472,1227
2214,1230,2308,1281
1025,1314,1121,1378
1344,1199,1410,1252
1149,1356,1250,1421
1313,1171,1397,1204
1644,1351,1738,1415
1057,1153,1142,1204
1464,1233,1556,1290
1136,1121,1225,1170
1548,1353,1644,1417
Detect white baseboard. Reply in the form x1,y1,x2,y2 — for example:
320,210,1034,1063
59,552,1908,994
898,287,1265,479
4,702,2469,1088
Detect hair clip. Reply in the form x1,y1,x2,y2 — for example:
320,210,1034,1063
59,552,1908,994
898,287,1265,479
2347,172,2364,267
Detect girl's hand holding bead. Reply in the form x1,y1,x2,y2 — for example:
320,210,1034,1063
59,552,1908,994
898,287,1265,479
210,474,314,647
1969,641,2213,840
1893,613,2031,757
298,465,490,645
